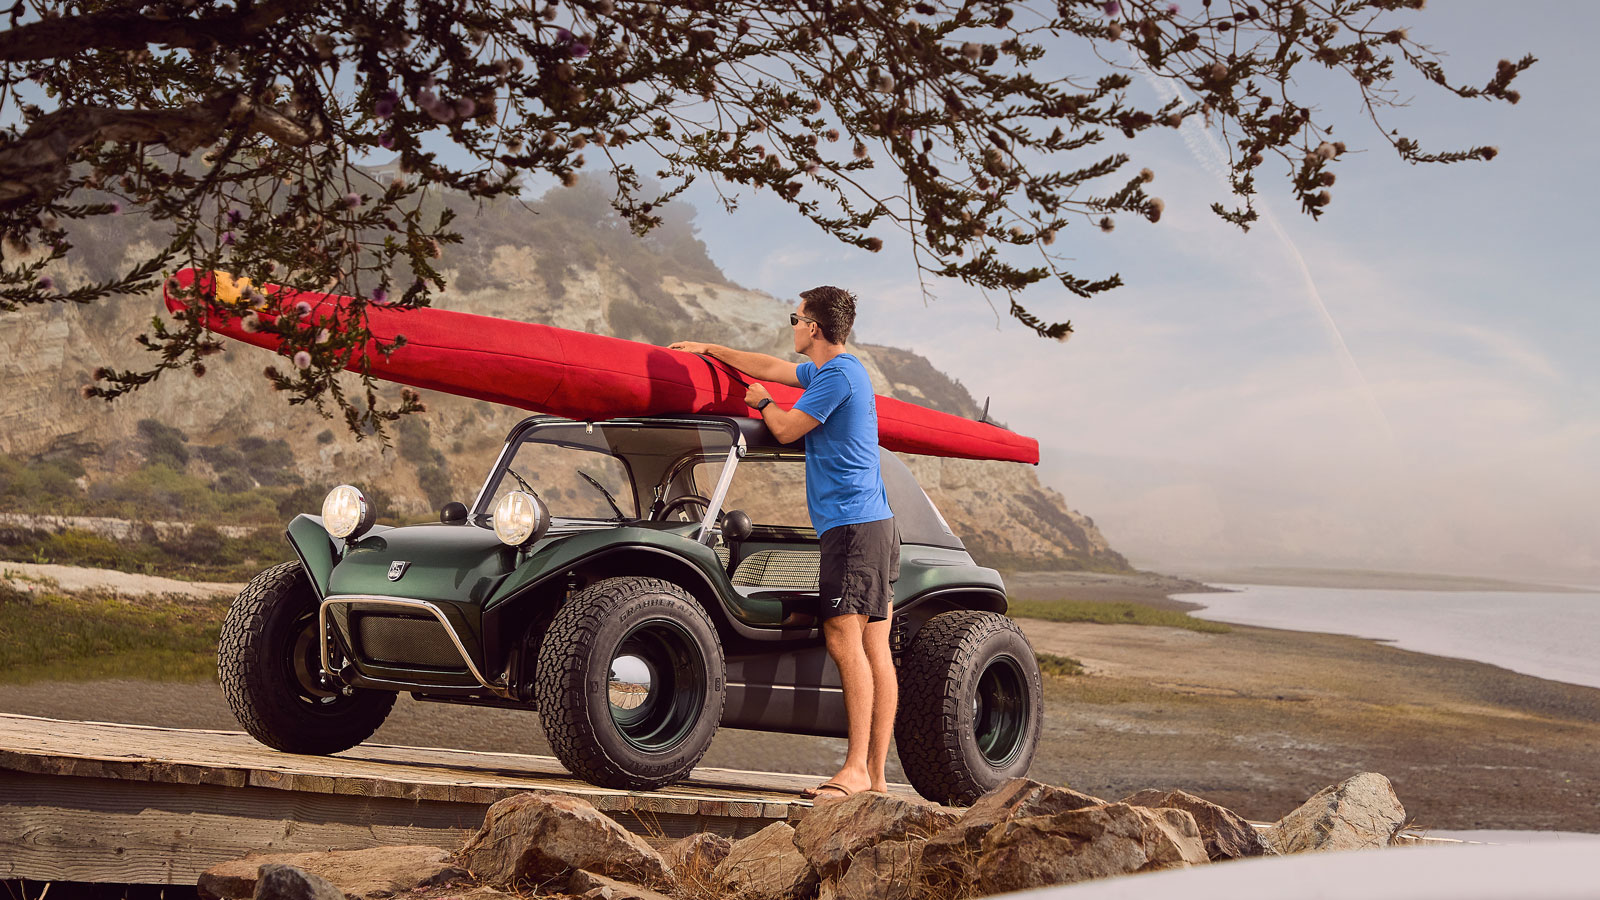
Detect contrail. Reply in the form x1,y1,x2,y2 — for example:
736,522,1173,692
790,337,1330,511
1132,60,1397,448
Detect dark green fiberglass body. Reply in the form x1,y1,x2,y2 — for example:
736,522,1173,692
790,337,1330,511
281,414,1011,739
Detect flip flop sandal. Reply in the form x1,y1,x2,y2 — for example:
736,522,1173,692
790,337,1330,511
800,781,854,800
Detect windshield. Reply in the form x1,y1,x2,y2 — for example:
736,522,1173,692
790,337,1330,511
473,419,741,527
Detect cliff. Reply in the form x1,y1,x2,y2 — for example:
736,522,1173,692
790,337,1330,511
0,180,1126,571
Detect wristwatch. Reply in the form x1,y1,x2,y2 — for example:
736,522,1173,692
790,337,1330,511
755,397,773,411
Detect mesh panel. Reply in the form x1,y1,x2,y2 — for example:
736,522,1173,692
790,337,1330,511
731,549,820,590
355,614,468,670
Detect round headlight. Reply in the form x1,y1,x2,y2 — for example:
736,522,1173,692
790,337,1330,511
494,490,549,547
322,484,374,541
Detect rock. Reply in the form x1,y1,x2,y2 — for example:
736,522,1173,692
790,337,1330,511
831,840,923,900
971,803,1209,894
457,792,672,889
792,791,959,879
566,870,676,900
252,864,345,900
1122,788,1269,860
197,846,466,900
1264,772,1406,854
662,832,732,884
919,778,1104,890
710,821,816,900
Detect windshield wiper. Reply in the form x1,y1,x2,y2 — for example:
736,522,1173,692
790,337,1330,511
577,469,628,521
505,467,536,495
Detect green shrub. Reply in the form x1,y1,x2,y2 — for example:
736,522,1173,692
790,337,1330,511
137,419,190,470
1037,652,1086,677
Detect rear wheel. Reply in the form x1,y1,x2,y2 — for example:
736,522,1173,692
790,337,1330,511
895,610,1042,805
218,561,395,754
535,576,725,790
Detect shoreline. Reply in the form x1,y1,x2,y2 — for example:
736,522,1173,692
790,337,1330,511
1,562,1596,831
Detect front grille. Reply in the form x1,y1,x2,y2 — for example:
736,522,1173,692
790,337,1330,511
354,613,468,670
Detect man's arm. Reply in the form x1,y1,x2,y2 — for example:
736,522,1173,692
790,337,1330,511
745,383,821,443
668,341,802,388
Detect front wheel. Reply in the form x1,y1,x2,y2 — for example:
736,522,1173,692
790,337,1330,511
895,610,1043,805
218,561,395,754
534,576,725,790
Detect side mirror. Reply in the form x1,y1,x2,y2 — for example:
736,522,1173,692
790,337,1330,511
440,501,468,525
722,509,753,543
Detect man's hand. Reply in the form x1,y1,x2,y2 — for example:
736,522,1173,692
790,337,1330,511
745,382,772,409
670,341,716,355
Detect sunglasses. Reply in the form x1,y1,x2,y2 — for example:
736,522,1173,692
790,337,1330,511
789,313,817,326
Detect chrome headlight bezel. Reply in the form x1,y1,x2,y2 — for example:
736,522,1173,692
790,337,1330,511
322,484,375,541
493,490,549,547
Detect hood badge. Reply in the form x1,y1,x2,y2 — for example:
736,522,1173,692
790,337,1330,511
387,561,411,581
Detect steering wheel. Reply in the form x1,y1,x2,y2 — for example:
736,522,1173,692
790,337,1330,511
655,494,718,523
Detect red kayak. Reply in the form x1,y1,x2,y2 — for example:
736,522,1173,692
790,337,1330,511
164,269,1039,465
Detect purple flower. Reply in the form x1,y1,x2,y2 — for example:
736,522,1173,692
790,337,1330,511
344,192,362,208
371,287,389,305
295,300,313,317
379,132,395,149
454,96,476,118
108,202,122,215
427,101,455,123
220,231,235,245
375,96,395,119
293,350,312,369
37,276,54,291
570,42,589,58
241,312,261,333
1168,3,1180,13
1103,0,1121,15
556,28,572,42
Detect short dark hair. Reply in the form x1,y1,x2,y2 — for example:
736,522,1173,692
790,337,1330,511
798,286,857,345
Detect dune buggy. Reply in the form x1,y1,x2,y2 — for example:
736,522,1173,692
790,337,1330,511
217,414,1042,804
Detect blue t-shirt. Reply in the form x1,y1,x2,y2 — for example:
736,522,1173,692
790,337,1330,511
793,353,893,536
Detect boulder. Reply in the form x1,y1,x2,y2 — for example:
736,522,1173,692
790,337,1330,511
662,832,732,884
198,846,467,900
919,778,1105,891
252,865,344,900
566,869,676,900
792,791,959,879
457,792,672,889
971,803,1209,894
1264,772,1406,854
831,839,923,900
1122,788,1269,860
710,821,816,900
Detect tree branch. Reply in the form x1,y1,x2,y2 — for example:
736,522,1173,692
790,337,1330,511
0,0,313,61
0,95,323,208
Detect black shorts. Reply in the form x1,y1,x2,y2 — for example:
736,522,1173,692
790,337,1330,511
818,517,899,622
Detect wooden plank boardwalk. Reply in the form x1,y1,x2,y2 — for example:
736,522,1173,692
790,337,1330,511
0,713,906,885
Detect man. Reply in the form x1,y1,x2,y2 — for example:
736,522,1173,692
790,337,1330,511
670,286,897,799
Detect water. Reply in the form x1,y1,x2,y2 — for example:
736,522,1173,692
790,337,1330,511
1175,584,1600,690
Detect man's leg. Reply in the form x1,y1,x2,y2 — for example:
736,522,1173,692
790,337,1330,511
818,613,873,795
863,610,897,793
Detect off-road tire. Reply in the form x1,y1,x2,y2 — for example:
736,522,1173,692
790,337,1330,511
218,561,395,754
895,610,1042,805
534,576,725,790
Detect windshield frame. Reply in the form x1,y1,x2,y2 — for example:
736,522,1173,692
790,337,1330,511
469,416,746,535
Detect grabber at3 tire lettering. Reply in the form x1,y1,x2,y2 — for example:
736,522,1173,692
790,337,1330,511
895,609,1043,805
534,576,726,790
217,561,395,754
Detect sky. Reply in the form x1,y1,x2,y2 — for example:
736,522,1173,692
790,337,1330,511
663,2,1600,585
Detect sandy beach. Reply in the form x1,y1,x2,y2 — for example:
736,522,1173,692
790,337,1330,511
1,565,1595,832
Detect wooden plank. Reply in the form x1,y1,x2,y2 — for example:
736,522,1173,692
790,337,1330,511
0,772,483,884
0,713,934,883
0,713,879,814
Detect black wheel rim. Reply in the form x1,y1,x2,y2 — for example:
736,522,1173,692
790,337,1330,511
607,618,706,753
286,612,342,706
973,653,1029,767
